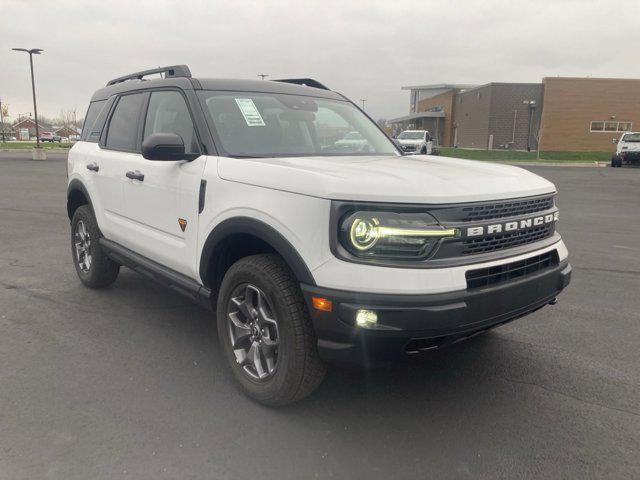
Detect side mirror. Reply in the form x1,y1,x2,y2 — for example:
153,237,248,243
142,133,185,161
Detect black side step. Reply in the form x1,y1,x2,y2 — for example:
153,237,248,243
100,238,212,311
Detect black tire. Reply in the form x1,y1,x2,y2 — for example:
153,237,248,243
611,154,622,167
217,254,326,406
70,205,119,288
420,146,427,154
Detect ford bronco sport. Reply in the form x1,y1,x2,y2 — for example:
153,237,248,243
67,65,571,405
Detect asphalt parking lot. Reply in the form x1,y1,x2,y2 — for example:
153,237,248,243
0,151,638,480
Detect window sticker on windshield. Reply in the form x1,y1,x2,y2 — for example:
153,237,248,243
235,98,265,126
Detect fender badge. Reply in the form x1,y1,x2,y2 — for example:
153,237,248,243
178,218,187,232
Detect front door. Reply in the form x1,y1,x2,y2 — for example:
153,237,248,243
119,90,206,277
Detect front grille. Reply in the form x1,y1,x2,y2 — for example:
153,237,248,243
462,224,553,255
459,196,554,222
402,145,416,151
465,250,559,290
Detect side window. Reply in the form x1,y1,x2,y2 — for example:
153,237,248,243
80,100,106,142
143,91,199,155
105,93,146,151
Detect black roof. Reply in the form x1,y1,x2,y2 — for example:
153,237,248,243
90,76,344,102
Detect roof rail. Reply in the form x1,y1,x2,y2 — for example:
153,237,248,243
106,65,192,86
274,78,330,91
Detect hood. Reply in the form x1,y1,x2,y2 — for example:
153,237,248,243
619,142,640,152
397,138,422,145
217,155,556,204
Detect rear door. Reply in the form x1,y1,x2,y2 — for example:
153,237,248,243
94,92,148,241
118,89,207,277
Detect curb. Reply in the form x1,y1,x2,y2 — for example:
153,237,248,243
493,161,609,168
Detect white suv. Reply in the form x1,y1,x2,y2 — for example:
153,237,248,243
611,132,640,167
396,129,434,154
67,65,571,405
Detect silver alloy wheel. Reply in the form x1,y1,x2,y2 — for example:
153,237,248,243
74,220,92,273
227,284,280,381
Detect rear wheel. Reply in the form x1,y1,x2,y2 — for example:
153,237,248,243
217,254,326,406
71,205,120,288
611,154,622,167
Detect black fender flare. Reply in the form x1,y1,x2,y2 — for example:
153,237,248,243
199,217,316,287
66,179,94,220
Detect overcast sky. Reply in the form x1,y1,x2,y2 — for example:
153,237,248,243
2,0,639,123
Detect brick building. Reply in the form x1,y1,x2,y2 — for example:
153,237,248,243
453,83,543,151
392,76,640,152
539,77,640,152
390,84,474,146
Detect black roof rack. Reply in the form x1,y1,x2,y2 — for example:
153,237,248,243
274,78,330,91
106,65,192,86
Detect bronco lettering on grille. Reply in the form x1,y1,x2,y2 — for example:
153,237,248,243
466,211,559,237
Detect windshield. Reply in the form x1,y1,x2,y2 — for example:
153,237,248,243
198,91,398,157
622,133,640,142
398,131,425,140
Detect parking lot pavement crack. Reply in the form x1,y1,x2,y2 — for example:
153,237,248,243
492,374,640,418
0,279,96,314
0,206,61,217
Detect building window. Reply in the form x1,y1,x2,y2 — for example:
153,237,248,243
590,121,633,132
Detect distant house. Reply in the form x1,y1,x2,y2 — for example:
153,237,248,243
53,125,80,138
11,117,51,139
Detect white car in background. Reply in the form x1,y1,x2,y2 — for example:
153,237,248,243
611,132,640,167
333,131,370,153
396,130,434,155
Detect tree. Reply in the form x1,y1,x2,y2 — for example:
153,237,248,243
376,118,388,129
533,120,543,160
0,103,8,141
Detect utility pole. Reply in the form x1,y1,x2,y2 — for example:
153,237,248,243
523,100,537,152
12,48,44,148
257,74,269,81
360,99,367,110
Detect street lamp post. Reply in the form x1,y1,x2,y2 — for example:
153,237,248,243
523,100,537,152
360,99,367,110
257,74,269,81
12,48,43,148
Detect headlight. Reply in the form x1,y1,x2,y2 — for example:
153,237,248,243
339,211,459,259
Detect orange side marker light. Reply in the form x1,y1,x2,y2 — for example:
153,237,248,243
312,296,333,312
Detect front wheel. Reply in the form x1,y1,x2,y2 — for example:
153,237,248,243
611,154,622,167
71,205,120,288
217,254,326,406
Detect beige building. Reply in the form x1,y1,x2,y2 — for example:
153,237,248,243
539,77,640,152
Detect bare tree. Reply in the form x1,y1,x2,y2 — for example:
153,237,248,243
533,120,543,160
376,118,388,129
58,108,77,128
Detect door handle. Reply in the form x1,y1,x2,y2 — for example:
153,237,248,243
86,163,99,172
126,170,144,181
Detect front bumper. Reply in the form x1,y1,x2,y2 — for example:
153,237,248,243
302,260,571,367
620,151,640,164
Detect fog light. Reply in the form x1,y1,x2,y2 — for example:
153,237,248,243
355,309,378,328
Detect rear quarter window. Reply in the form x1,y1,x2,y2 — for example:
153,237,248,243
80,100,107,142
